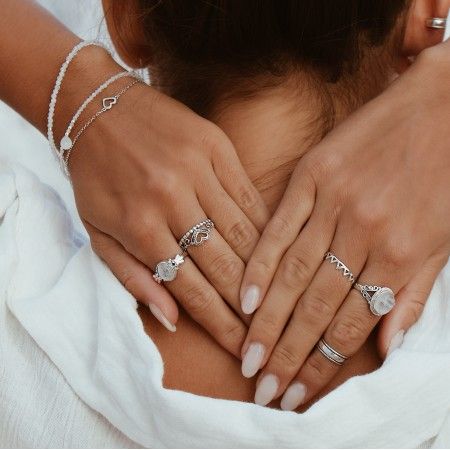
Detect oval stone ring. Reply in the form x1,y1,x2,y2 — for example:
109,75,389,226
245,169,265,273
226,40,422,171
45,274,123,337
353,283,396,316
153,254,185,284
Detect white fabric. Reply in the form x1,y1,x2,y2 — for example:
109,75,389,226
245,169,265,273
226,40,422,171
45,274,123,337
1,161,450,449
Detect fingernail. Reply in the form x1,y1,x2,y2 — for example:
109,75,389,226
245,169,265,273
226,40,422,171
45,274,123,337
255,374,279,406
241,342,265,378
241,285,260,314
149,304,177,332
280,382,307,411
387,329,404,357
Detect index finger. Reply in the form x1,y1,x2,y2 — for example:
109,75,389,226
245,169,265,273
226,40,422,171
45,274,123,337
240,168,317,315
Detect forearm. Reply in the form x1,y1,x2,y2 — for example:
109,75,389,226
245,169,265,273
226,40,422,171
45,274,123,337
0,0,119,137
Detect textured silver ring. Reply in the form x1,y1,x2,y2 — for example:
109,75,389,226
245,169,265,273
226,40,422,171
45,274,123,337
324,252,355,283
426,17,447,29
353,283,395,316
178,219,215,252
317,339,348,366
153,254,185,284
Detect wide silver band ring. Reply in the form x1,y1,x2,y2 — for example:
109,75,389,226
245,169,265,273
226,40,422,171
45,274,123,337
324,252,355,283
153,254,185,284
317,339,348,366
426,17,447,29
178,219,215,252
353,283,395,316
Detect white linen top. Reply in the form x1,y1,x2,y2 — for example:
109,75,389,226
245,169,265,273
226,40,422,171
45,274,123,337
1,159,450,449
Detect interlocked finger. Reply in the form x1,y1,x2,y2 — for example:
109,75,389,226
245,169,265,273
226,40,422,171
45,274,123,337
281,265,403,410
249,238,366,406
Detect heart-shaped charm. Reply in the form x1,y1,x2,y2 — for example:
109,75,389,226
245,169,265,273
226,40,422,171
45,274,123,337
102,96,117,110
192,228,210,246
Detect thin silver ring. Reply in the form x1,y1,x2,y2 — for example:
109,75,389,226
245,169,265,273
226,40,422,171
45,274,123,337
153,254,185,284
317,339,348,366
426,17,447,29
353,283,395,316
178,219,215,252
324,252,355,283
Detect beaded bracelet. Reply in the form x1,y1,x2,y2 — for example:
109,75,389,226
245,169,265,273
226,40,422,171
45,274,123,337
47,40,109,168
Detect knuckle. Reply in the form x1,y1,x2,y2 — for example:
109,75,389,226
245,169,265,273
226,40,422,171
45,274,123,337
237,185,260,212
226,220,257,252
352,201,383,229
383,239,414,270
209,253,243,286
267,215,293,238
182,285,216,317
300,293,334,321
255,312,281,337
303,152,336,180
121,271,139,294
271,344,302,370
220,322,246,348
303,353,329,382
280,253,311,290
328,315,367,349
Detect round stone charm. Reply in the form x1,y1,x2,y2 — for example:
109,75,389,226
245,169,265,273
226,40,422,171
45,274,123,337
153,254,185,283
60,136,73,152
369,287,395,316
155,261,177,282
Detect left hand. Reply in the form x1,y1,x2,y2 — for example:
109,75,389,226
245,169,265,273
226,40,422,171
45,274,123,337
239,42,450,409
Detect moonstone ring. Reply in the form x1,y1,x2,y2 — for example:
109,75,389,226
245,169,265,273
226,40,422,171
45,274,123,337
353,283,395,316
153,254,185,284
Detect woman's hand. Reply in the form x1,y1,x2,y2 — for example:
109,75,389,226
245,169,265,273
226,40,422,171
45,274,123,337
64,48,268,357
240,42,450,407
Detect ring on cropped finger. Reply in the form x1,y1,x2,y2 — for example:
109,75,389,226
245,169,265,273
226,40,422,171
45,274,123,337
153,254,185,284
324,252,355,283
178,219,215,252
353,284,395,316
317,339,348,366
425,17,446,29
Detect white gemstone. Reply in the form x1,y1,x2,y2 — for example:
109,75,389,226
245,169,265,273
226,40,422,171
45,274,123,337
155,261,177,282
370,287,395,316
60,136,73,151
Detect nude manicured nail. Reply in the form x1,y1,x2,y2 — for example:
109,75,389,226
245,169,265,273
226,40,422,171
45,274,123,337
149,304,177,332
241,285,260,315
255,374,279,406
387,329,404,357
280,382,307,411
241,342,265,378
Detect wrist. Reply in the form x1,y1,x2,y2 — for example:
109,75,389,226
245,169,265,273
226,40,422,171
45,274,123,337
52,45,124,141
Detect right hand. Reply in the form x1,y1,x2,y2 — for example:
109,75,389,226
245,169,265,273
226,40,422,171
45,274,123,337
65,51,269,357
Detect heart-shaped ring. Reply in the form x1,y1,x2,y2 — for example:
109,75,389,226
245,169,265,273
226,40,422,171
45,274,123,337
179,219,215,252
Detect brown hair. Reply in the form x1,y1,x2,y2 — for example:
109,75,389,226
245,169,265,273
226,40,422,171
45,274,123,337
110,0,407,115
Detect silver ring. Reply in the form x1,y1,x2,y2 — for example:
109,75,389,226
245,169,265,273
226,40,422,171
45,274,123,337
353,283,395,316
426,17,447,29
324,252,355,283
317,339,348,366
178,219,215,252
153,254,185,284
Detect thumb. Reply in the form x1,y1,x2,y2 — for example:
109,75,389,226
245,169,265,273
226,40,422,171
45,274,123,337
377,252,447,359
85,222,179,332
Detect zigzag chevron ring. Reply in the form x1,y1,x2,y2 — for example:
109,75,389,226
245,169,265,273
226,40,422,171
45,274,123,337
324,252,355,283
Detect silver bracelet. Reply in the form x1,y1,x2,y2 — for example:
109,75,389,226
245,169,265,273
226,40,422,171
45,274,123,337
62,77,142,176
47,40,109,168
59,70,136,154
